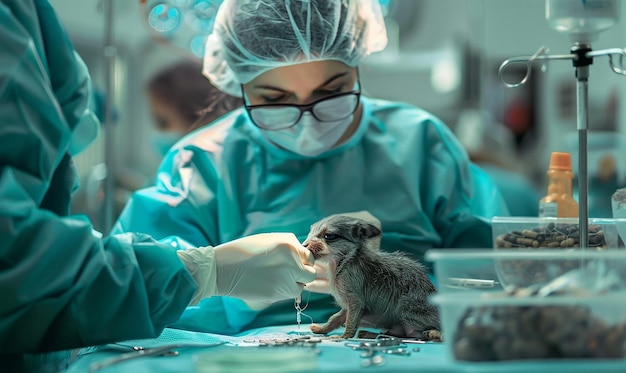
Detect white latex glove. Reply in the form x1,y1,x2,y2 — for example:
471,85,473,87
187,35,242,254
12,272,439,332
304,256,332,294
304,211,382,294
177,233,316,304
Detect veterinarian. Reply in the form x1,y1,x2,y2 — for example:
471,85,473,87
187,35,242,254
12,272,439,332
0,0,316,362
112,0,509,334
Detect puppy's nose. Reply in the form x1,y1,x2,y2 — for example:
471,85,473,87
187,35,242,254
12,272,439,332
305,241,322,253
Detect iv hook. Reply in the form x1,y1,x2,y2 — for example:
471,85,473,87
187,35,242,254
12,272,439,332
584,48,626,75
498,46,549,88
611,53,626,75
500,47,626,89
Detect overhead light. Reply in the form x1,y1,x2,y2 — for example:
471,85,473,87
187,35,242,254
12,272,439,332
139,0,222,59
185,0,218,31
140,0,396,60
147,3,181,34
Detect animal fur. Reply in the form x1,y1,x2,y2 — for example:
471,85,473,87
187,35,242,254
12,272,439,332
303,215,442,341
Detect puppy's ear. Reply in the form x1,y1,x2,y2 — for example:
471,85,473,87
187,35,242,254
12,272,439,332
356,223,381,239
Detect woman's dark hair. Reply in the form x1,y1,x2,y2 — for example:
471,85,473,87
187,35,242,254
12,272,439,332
147,60,242,133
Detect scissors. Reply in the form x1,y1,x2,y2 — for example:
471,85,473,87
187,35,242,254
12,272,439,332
88,341,226,372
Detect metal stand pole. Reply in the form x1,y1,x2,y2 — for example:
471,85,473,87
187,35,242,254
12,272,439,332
572,44,591,249
576,73,589,248
102,0,116,234
499,43,626,251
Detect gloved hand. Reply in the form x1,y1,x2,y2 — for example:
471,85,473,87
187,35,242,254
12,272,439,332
177,233,316,304
304,211,382,294
304,256,331,294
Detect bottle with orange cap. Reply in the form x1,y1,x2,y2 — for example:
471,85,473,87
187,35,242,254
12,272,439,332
538,152,579,218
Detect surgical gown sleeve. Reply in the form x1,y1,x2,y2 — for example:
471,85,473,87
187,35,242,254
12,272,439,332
111,146,220,247
112,147,270,335
420,117,509,248
0,0,196,353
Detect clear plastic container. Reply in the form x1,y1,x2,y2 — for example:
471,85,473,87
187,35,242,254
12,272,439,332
491,216,626,287
426,249,626,363
492,217,625,249
546,0,620,43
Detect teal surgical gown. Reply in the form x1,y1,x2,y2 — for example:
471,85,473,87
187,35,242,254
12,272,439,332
113,97,509,334
478,164,541,217
0,0,196,356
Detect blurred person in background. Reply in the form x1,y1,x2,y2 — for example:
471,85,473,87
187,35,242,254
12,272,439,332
110,60,243,217
147,60,242,156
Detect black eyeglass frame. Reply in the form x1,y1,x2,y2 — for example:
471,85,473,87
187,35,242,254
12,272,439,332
241,73,362,131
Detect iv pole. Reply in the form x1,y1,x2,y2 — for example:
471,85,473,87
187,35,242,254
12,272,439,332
573,43,591,250
499,32,626,249
102,0,117,234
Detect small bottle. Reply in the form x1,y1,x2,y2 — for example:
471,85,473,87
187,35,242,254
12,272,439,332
538,152,578,218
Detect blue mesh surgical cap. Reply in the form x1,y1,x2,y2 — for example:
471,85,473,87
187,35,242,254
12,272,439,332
202,0,388,96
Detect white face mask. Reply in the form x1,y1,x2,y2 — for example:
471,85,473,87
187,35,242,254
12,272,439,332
263,113,354,157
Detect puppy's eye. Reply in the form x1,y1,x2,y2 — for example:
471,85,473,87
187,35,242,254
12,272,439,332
323,233,340,241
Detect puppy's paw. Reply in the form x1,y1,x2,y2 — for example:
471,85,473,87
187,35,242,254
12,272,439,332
423,329,443,342
310,324,327,334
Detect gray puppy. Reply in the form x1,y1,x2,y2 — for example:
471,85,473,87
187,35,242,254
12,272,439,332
303,215,442,341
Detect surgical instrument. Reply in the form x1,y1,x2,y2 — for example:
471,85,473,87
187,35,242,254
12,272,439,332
88,341,225,372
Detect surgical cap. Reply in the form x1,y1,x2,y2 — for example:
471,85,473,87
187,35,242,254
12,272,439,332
203,0,388,96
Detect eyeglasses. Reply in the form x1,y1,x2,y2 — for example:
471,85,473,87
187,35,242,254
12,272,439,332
243,90,361,131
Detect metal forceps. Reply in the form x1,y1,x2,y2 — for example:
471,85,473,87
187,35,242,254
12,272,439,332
345,336,412,367
88,341,225,372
